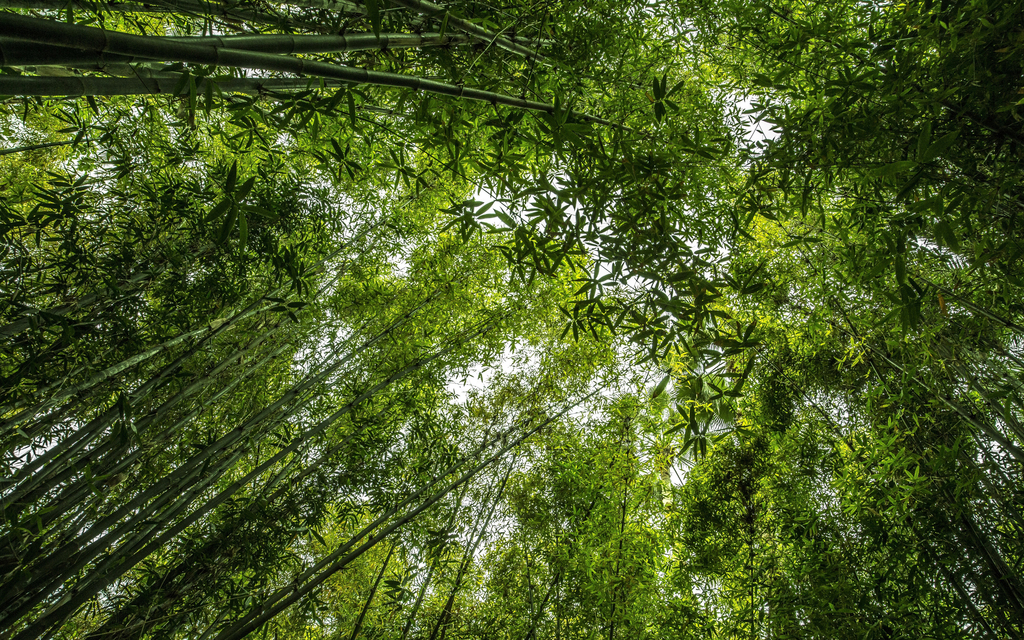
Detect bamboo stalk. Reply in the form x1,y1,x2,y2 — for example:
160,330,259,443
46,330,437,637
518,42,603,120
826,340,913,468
6,312,494,637
0,0,330,31
0,445,244,629
0,14,611,124
427,459,512,640
0,283,284,434
214,417,544,640
167,31,473,53
3,237,341,487
25,341,291,554
1,329,286,535
0,314,282,511
348,543,396,640
0,287,462,635
0,324,210,433
0,252,180,342
87,401,410,640
400,479,473,640
0,0,555,49
0,74,347,96
215,386,595,640
0,38,134,66
0,0,174,10
5,0,324,28
0,32,473,67
14,244,376,544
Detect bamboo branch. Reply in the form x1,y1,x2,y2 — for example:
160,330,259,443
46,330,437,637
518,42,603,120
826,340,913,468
0,138,77,155
0,74,345,96
166,31,473,53
386,0,546,62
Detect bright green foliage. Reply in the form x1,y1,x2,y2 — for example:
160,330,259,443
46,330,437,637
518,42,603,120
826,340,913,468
1,0,1023,638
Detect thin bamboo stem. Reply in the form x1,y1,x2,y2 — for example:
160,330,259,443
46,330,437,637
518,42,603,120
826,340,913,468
348,543,396,640
386,0,546,62
0,138,77,156
215,416,545,640
428,459,512,640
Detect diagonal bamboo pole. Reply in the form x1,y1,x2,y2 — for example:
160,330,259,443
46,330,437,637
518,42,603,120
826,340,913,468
166,31,472,53
0,328,286,532
427,458,512,640
215,415,550,640
4,311,504,638
0,75,330,96
348,542,397,640
0,283,473,634
399,475,475,640
0,32,473,67
86,400,459,640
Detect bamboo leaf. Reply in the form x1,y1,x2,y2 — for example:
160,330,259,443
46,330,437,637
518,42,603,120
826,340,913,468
205,198,232,223
920,130,959,163
235,177,256,202
226,160,238,193
218,205,238,244
652,372,670,399
366,0,382,36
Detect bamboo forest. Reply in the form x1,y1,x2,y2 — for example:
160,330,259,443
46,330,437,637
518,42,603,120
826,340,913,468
1,0,1023,637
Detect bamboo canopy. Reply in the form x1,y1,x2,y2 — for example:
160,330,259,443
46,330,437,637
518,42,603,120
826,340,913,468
1,0,1023,638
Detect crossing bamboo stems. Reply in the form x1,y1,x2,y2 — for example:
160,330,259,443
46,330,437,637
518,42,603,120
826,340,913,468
0,14,612,125
0,287,473,636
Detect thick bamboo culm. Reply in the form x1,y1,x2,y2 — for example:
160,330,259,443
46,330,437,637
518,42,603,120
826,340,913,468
0,14,610,123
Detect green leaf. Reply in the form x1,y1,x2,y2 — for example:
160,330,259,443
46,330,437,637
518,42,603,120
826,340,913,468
873,160,917,177
652,372,671,399
895,169,925,201
920,130,959,163
203,77,214,116
205,198,232,223
366,0,381,37
916,121,932,160
235,177,256,202
217,205,237,244
309,528,326,546
495,211,516,228
934,219,959,250
733,354,756,395
225,160,238,193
